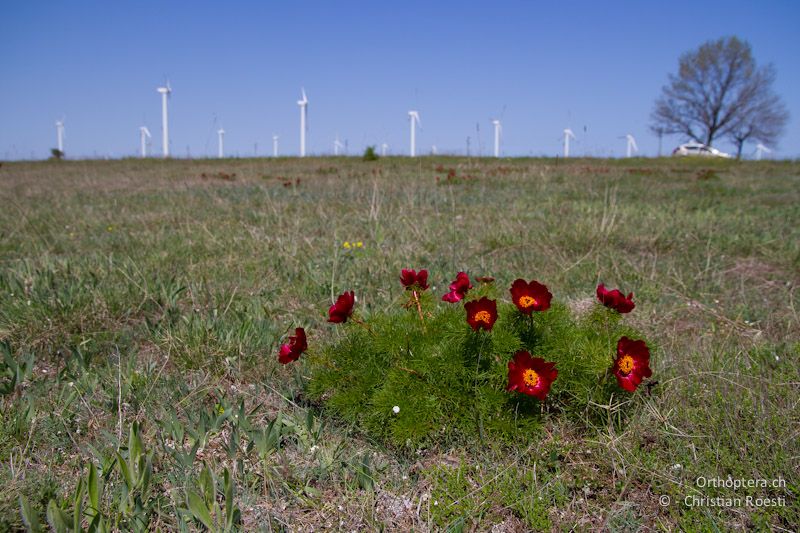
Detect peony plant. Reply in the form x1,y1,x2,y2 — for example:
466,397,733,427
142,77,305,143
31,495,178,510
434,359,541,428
278,271,653,447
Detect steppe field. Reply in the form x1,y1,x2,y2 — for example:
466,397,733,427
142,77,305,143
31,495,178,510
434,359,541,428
0,156,798,531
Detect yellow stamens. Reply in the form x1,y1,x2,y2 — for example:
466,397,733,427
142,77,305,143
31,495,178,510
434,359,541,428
473,310,492,323
618,355,634,375
523,369,539,387
518,295,537,308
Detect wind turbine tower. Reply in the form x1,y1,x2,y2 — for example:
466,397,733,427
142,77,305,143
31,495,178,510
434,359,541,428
563,128,575,158
273,134,279,157
755,143,771,160
55,119,65,154
297,89,308,157
156,83,172,158
381,143,388,157
217,128,225,158
334,135,344,156
408,110,421,157
139,126,151,157
492,119,502,157
625,134,638,158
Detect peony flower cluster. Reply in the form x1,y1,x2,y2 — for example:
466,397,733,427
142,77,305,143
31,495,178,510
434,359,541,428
277,270,652,402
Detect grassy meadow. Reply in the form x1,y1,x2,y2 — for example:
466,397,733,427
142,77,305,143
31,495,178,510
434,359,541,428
0,155,798,531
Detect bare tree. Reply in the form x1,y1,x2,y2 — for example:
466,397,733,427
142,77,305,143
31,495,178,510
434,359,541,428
650,37,788,154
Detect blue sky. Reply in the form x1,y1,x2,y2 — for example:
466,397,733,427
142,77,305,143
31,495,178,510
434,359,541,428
1,1,798,159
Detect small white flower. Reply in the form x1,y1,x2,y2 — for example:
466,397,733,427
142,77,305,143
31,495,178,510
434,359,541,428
671,463,683,470
392,405,400,414
310,445,319,453
433,500,438,506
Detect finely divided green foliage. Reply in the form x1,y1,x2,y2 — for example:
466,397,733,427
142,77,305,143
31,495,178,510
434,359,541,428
307,282,649,447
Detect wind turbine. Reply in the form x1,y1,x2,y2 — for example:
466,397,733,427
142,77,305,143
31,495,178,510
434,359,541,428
563,128,575,158
139,126,151,157
217,128,225,158
492,119,502,157
156,82,172,158
272,134,279,157
297,88,308,157
381,142,389,156
408,110,421,157
333,135,344,156
55,119,65,154
755,143,771,160
625,134,638,158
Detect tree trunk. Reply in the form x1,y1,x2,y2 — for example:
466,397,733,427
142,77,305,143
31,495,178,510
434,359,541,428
734,137,747,160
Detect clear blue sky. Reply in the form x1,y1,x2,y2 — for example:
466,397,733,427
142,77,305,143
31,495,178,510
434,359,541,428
2,0,798,159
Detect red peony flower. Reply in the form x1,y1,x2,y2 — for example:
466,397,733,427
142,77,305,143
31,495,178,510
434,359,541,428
442,271,473,303
596,283,635,313
509,279,552,314
328,290,355,323
464,297,498,331
612,336,652,391
506,351,558,400
400,269,429,291
278,327,307,364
